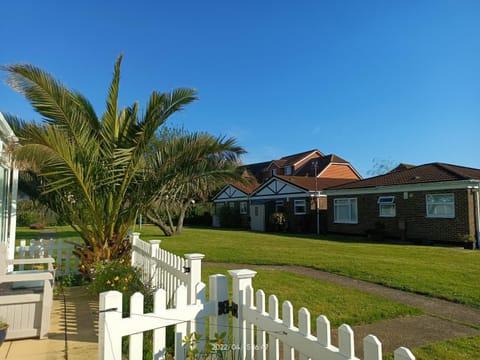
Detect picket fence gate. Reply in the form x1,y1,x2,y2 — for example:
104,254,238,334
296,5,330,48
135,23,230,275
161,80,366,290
15,238,81,276
99,275,230,360
100,234,416,360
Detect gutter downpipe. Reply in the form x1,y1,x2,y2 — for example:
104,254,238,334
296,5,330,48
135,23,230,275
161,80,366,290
474,185,480,250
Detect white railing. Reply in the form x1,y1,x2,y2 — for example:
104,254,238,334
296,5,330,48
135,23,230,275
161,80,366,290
131,232,204,305
230,269,416,360
15,238,81,276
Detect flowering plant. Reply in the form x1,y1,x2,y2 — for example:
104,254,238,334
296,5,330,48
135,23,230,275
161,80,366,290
88,259,150,315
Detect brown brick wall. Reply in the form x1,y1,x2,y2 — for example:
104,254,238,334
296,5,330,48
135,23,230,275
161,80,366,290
327,189,474,243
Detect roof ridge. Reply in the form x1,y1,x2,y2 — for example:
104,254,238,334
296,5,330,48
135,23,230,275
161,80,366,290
435,162,479,179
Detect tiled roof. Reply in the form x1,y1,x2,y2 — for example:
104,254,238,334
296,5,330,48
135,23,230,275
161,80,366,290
388,163,415,173
276,175,356,191
231,180,260,195
294,154,349,176
241,161,270,182
278,149,323,166
327,163,480,190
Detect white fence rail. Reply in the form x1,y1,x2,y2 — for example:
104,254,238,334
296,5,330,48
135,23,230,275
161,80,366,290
131,232,204,305
15,238,81,276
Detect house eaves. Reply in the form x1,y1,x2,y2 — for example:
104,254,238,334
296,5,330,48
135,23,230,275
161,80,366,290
324,179,480,196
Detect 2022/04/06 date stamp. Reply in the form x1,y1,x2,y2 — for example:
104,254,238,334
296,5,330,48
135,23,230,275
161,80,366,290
211,344,269,351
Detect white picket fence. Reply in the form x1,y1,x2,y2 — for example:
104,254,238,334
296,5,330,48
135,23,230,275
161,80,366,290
229,269,415,360
99,275,229,360
100,235,416,360
15,238,81,276
130,232,204,305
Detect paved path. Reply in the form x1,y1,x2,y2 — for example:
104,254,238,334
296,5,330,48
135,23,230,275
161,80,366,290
205,262,480,354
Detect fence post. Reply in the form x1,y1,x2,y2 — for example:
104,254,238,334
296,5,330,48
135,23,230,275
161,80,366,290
131,232,141,267
228,269,257,360
99,291,123,360
209,274,229,343
184,253,205,305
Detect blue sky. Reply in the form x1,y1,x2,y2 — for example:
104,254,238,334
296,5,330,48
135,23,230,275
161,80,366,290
1,1,479,176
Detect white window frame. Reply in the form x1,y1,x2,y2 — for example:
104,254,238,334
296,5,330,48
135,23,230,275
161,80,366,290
229,202,235,209
239,201,247,214
285,166,292,175
275,200,284,213
426,193,455,218
378,196,396,218
294,199,306,215
271,168,278,176
334,198,358,224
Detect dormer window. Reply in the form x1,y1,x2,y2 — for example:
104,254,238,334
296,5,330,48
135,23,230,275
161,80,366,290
285,166,292,175
272,168,278,176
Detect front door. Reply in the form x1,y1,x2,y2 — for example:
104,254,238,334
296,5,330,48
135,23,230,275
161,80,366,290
250,204,265,232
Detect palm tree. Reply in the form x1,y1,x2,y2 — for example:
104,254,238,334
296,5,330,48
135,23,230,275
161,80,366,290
144,131,246,236
3,55,197,269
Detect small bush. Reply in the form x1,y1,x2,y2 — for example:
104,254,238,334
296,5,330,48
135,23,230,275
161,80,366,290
88,259,159,358
87,259,150,312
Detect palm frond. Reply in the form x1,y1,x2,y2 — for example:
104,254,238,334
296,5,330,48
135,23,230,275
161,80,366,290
101,55,122,147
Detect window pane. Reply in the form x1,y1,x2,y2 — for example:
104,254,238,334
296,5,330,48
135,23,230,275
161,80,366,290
294,200,306,215
426,193,454,218
240,202,247,214
334,198,357,223
275,200,284,213
380,204,396,217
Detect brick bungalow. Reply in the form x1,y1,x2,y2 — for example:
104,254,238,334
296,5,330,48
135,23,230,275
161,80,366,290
325,163,480,248
213,149,361,232
249,175,354,233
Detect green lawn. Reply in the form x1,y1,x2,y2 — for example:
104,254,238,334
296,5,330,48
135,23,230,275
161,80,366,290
22,225,480,308
384,336,480,360
15,225,480,359
16,226,80,242
203,265,420,328
136,226,480,308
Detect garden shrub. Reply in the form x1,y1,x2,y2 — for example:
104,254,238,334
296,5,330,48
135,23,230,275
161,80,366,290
87,258,151,314
88,258,159,358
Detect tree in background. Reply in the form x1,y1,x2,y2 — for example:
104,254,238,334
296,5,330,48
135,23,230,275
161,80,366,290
144,129,246,236
3,55,197,272
366,158,399,177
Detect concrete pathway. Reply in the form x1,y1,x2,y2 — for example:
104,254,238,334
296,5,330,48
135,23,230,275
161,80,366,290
0,287,98,360
205,262,480,354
